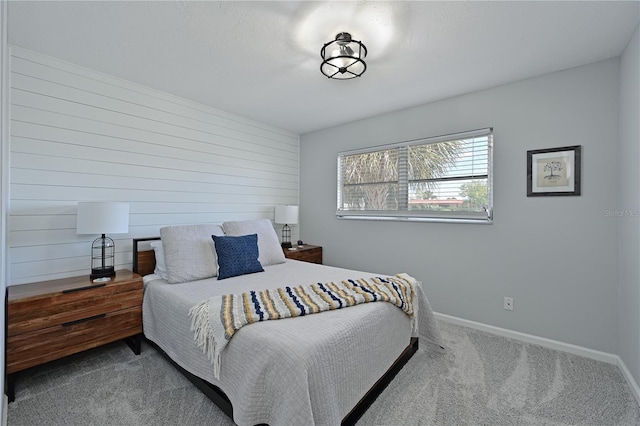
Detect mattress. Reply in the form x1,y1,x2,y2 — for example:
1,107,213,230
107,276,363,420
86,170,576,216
142,259,442,425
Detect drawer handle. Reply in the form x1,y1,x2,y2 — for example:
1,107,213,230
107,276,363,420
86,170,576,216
62,313,106,327
62,283,106,293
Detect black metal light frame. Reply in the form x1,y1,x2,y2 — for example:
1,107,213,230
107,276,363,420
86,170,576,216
320,32,367,79
90,234,115,280
281,224,292,249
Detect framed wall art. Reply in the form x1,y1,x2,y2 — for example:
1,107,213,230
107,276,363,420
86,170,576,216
527,145,581,196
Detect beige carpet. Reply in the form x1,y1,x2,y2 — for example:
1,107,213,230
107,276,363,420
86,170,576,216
8,321,640,425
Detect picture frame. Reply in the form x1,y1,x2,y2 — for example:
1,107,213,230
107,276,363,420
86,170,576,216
527,145,581,196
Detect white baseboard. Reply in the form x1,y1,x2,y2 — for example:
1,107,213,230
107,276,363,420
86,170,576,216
435,312,618,364
617,356,640,407
435,312,640,406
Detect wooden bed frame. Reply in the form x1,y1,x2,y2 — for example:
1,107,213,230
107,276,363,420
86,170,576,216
133,237,419,426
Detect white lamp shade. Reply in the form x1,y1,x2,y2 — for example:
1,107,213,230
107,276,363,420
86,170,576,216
76,202,130,235
275,205,299,225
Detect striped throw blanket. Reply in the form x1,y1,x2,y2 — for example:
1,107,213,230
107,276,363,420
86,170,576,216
189,273,419,378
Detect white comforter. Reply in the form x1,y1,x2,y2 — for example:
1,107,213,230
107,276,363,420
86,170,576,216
142,260,442,426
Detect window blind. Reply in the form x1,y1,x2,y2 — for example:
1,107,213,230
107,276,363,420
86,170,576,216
337,128,493,223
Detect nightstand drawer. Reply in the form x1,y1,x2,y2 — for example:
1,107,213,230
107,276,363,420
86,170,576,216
284,245,322,264
8,283,142,336
6,305,142,374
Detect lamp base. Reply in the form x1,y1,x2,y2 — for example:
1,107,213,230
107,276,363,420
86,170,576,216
281,242,292,249
91,266,115,281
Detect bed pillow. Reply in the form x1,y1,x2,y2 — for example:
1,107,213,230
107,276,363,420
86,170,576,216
150,241,169,281
222,219,286,266
160,224,225,284
212,234,264,280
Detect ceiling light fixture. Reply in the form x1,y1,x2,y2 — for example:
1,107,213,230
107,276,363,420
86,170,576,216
320,32,367,79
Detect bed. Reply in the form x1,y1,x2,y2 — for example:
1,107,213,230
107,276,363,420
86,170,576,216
133,221,443,425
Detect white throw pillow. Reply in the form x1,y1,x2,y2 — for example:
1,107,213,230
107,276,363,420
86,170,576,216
222,219,286,266
160,224,225,284
150,241,169,281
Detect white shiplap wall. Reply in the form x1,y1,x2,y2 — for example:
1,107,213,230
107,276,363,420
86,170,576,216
8,46,299,285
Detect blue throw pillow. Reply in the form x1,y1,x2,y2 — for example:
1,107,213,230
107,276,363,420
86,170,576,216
212,234,264,280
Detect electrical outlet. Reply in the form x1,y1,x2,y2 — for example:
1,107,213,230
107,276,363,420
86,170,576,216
504,297,514,311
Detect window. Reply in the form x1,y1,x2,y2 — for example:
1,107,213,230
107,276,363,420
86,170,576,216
337,128,493,223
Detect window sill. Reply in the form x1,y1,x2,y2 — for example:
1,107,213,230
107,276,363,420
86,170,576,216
336,214,493,225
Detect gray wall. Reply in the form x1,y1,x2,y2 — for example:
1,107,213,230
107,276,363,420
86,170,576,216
0,3,7,423
618,25,640,384
300,59,620,353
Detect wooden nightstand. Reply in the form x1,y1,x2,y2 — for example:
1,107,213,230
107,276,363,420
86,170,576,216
283,245,323,264
6,269,143,401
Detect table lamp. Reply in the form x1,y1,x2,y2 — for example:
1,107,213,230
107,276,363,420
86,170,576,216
275,205,298,248
76,202,129,282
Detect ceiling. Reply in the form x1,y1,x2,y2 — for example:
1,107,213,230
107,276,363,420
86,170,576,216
7,1,640,135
